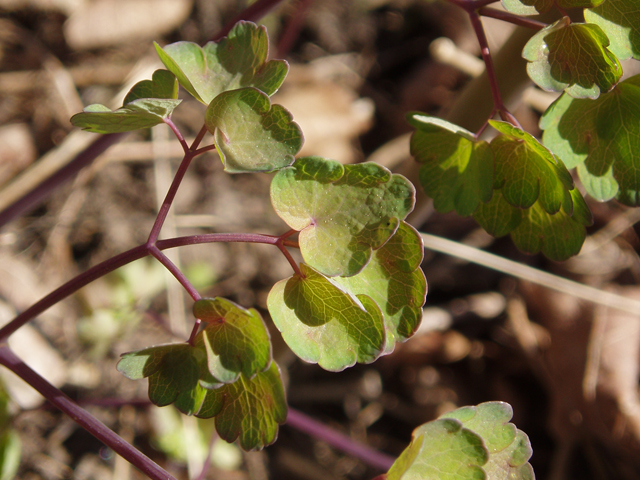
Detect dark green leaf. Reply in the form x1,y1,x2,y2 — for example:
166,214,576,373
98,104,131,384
196,362,287,451
193,297,271,383
523,17,622,99
541,75,640,205
585,0,640,60
270,156,415,277
408,113,493,216
490,120,574,214
333,222,427,354
154,21,288,105
204,87,302,173
267,263,386,371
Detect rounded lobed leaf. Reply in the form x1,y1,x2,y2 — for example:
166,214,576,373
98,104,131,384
523,17,622,99
408,113,494,217
333,222,427,354
270,156,415,277
386,418,488,480
541,76,640,205
193,297,271,383
502,0,602,15
267,263,386,371
154,21,288,105
123,69,178,104
585,0,640,61
205,87,302,173
489,120,574,214
196,362,287,451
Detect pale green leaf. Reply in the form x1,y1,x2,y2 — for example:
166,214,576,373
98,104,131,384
585,0,640,60
408,113,494,216
267,263,386,371
270,156,415,277
490,120,574,214
123,69,178,104
502,0,602,14
205,87,302,173
193,297,271,383
154,21,288,105
541,76,640,205
196,362,287,451
523,17,622,99
333,222,427,354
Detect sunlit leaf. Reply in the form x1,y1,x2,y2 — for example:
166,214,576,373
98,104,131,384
585,0,640,60
71,70,181,134
267,263,386,371
386,418,488,480
440,402,535,480
502,0,602,14
408,113,493,216
196,362,287,451
541,75,640,205
193,297,271,383
523,17,622,99
489,120,574,214
333,222,427,354
154,21,288,105
270,156,415,277
204,87,302,173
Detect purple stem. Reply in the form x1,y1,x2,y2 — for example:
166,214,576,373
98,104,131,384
0,344,177,480
148,245,201,301
287,408,395,472
277,0,315,57
0,133,125,229
478,7,546,30
0,233,281,341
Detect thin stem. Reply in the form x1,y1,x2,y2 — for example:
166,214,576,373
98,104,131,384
0,233,284,341
478,7,546,30
191,125,209,152
286,408,395,471
192,144,219,156
0,344,177,480
468,12,505,113
164,117,190,154
277,0,315,57
149,246,201,301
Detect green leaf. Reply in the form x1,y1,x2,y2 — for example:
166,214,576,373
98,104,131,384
502,0,602,14
196,362,287,451
541,76,640,205
70,99,181,134
117,343,209,415
71,69,181,134
408,113,493,216
123,69,179,104
440,402,535,480
205,87,302,173
386,418,488,480
267,263,386,371
473,191,523,238
585,0,640,60
270,156,416,277
489,120,574,214
510,189,591,261
333,222,427,354
154,21,288,105
523,17,622,99
193,297,271,383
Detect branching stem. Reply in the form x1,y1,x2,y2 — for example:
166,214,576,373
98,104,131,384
478,7,546,30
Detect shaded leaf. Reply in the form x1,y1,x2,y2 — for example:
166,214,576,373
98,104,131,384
440,402,535,480
154,21,288,105
123,69,178,104
523,17,622,99
473,191,523,238
490,120,574,214
193,297,271,383
205,87,302,173
267,263,386,371
541,76,640,205
196,362,287,451
270,156,415,277
408,113,493,216
585,0,640,60
333,222,427,354
386,418,488,480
